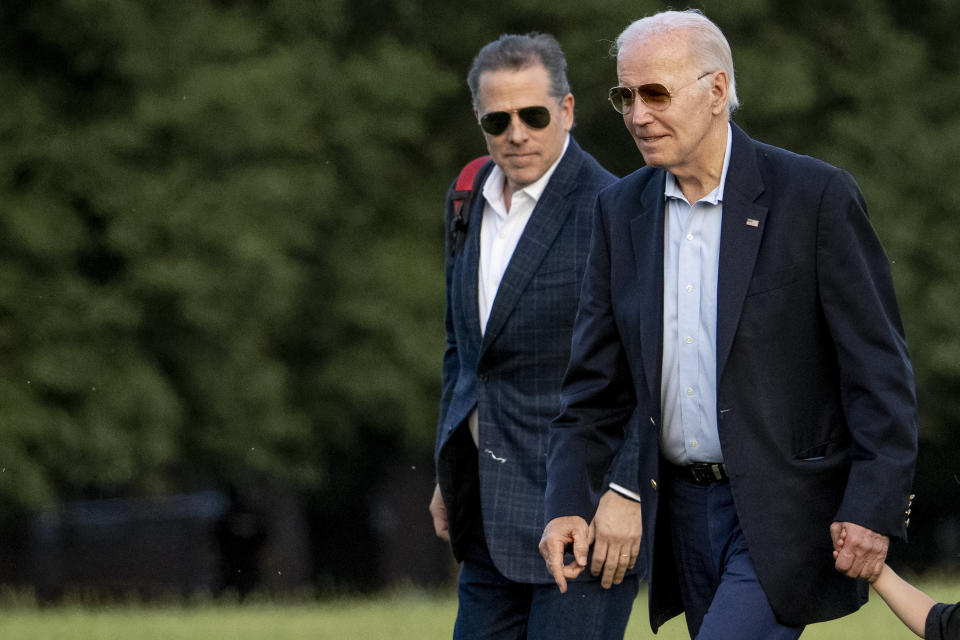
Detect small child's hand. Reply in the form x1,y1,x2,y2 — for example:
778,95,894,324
831,523,847,560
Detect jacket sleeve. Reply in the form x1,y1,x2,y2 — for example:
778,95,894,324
817,169,918,540
545,195,639,522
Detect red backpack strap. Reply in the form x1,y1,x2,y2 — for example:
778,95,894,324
452,155,492,214
449,155,491,255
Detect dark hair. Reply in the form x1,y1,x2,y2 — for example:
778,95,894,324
466,33,571,110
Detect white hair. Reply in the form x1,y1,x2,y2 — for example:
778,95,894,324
615,9,740,115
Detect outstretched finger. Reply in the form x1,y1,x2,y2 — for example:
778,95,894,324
546,537,569,593
613,549,631,585
600,546,626,589
590,530,608,578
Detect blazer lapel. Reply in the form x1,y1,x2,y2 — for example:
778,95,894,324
629,171,667,405
716,123,767,379
479,141,585,355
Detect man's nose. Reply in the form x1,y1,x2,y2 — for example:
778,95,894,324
629,101,655,126
507,114,531,143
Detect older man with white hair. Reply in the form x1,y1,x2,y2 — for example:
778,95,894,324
541,9,917,639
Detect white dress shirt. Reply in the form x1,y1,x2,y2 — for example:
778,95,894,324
468,136,570,445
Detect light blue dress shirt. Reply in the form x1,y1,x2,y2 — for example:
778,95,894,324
660,124,733,466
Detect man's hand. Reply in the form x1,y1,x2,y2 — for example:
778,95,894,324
429,484,450,541
590,490,643,588
831,521,888,581
539,516,592,593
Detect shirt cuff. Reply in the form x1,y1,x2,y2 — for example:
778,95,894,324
609,482,642,503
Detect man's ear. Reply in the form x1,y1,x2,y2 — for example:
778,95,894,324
710,71,729,116
560,93,575,131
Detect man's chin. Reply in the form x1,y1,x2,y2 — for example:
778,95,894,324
637,152,666,168
505,168,541,190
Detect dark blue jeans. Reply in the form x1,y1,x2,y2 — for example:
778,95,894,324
668,475,804,640
453,533,639,640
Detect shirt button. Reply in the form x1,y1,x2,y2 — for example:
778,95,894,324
497,232,506,239
686,388,695,396
685,336,693,344
686,233,694,241
685,284,694,293
690,440,698,447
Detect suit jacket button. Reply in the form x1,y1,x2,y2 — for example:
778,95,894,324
478,374,488,382
650,479,658,490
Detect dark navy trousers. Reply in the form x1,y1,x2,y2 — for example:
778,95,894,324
668,474,805,640
453,523,639,640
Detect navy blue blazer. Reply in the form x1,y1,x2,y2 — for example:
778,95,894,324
546,123,918,626
436,138,616,583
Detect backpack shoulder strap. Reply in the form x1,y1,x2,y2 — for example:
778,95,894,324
452,155,492,214
449,155,491,256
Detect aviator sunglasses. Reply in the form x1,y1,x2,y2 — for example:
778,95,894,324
608,71,713,114
479,106,551,135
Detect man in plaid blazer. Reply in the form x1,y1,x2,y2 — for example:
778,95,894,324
429,33,640,639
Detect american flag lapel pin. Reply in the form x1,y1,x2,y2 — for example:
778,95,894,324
746,218,759,227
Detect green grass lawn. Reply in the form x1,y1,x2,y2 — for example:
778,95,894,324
0,580,956,639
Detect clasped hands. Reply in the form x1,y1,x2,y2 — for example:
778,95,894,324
538,490,643,593
831,520,889,582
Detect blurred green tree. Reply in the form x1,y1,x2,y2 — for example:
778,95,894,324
0,0,464,504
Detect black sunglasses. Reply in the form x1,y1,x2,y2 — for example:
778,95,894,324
478,106,551,136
